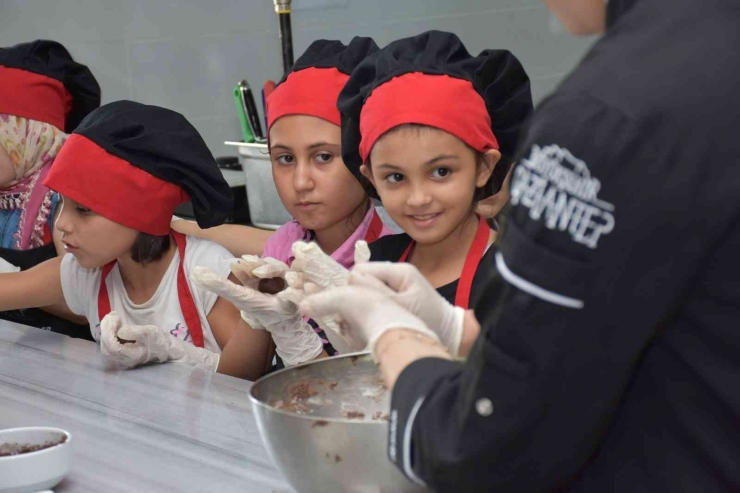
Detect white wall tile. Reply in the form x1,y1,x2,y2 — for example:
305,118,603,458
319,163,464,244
125,0,275,41
127,33,273,122
188,114,245,160
64,41,133,103
1,0,596,156
0,0,133,44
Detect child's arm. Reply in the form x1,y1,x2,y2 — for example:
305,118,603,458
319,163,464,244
171,219,273,257
216,317,272,380
207,274,272,380
0,256,67,312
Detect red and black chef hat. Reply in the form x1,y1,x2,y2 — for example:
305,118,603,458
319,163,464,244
338,30,533,192
44,100,233,235
0,39,101,132
266,36,379,131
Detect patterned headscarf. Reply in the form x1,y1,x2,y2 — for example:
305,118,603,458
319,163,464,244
0,114,67,249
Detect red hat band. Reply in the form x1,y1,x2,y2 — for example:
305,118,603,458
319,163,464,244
267,67,349,131
359,72,498,163
0,66,72,129
44,134,188,235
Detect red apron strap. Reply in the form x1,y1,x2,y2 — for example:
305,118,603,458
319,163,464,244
398,215,490,309
171,231,205,348
453,215,490,309
363,208,384,244
96,231,205,348
398,240,414,263
97,261,116,322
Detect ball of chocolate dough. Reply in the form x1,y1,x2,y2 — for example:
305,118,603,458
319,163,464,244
258,277,286,295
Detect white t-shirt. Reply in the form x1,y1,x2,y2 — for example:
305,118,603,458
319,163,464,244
60,236,234,353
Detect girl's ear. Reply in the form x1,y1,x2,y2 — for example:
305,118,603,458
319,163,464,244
476,149,501,188
360,164,376,187
476,160,513,219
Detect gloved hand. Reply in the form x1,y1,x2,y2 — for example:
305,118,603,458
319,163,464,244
298,285,440,358
190,266,323,366
350,262,466,356
283,241,371,354
286,240,370,295
230,255,290,287
100,312,220,371
0,257,20,273
225,255,290,329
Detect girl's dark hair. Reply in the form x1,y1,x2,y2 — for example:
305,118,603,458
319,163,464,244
130,233,171,263
366,123,511,204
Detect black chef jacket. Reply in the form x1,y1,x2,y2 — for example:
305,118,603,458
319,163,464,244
387,0,740,491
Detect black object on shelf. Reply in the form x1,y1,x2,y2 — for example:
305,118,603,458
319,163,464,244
216,156,241,171
242,82,265,141
274,0,294,74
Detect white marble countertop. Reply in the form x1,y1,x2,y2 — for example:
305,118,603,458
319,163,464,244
0,321,291,492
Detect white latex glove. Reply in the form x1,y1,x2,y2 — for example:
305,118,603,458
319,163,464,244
190,267,323,366
283,240,371,354
350,262,466,356
223,255,290,329
100,312,220,371
231,255,290,286
298,285,440,358
0,257,20,273
286,240,370,294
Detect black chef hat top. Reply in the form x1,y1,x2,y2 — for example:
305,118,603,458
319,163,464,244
45,100,233,235
267,37,380,131
338,30,533,194
0,39,101,132
281,36,380,81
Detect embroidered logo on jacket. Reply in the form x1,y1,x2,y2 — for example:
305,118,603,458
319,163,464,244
510,144,615,248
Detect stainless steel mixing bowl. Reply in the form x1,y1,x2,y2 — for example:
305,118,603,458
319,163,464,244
250,352,428,493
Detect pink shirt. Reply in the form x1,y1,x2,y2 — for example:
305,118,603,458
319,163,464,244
262,204,393,352
263,203,392,267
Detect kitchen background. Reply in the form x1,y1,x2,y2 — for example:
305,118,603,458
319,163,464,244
0,0,595,160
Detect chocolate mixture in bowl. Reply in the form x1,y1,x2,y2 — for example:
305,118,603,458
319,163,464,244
0,434,67,457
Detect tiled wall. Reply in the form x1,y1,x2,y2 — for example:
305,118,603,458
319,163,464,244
0,0,594,158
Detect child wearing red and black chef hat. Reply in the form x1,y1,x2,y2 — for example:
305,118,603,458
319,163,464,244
0,39,100,339
285,30,533,358
191,37,396,370
0,39,99,253
0,100,272,380
340,30,532,311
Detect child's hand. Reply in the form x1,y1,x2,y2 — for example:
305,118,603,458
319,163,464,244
229,255,289,290
286,240,370,296
100,312,221,371
191,266,323,366
191,266,298,329
100,312,170,368
282,240,371,354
